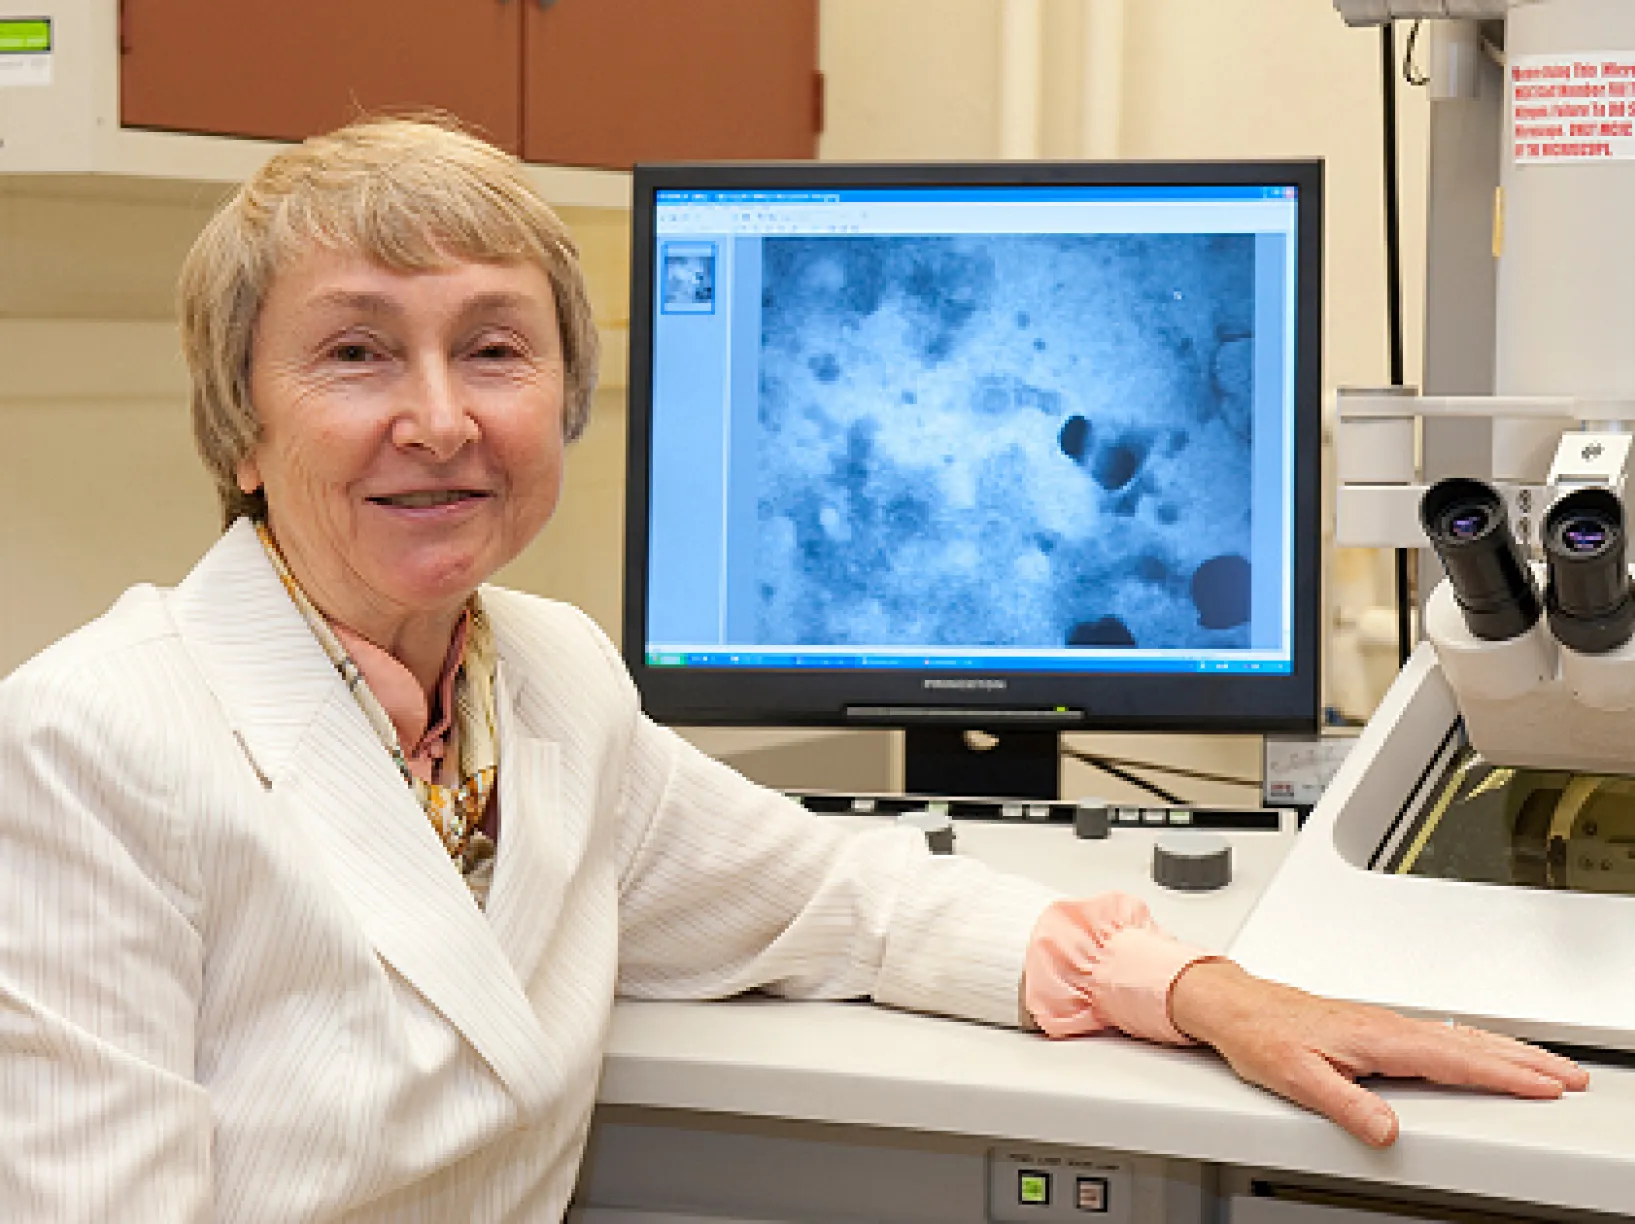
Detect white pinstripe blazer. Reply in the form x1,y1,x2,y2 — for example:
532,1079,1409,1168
0,520,1056,1222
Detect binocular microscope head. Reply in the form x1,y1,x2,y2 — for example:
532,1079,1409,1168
1420,476,1635,764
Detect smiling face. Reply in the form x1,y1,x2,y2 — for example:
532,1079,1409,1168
240,249,566,652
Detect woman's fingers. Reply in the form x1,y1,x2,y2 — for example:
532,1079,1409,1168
1230,1023,1571,1149
1228,1045,1401,1147
1357,1018,1587,1097
1446,1022,1590,1090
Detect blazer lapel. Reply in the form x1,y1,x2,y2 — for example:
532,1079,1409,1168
483,664,572,991
166,522,562,1117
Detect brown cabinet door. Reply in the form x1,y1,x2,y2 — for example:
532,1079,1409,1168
121,0,524,152
522,0,819,169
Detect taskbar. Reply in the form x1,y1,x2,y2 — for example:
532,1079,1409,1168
644,650,1291,675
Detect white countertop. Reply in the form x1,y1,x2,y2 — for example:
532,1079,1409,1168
598,819,1635,1216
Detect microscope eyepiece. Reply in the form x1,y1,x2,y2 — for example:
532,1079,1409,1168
1543,487,1635,654
1420,477,1542,642
1444,505,1493,541
1555,514,1611,556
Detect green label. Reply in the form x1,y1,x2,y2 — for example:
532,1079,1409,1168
0,19,50,54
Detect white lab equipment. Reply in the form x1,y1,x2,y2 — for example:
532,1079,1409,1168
1238,0,1635,1054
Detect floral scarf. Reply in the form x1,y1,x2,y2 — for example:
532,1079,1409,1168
255,523,500,901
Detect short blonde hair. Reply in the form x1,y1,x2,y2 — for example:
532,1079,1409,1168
178,116,601,526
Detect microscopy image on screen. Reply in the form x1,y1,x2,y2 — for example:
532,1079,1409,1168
754,233,1258,652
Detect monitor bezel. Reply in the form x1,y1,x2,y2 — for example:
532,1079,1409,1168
621,158,1323,734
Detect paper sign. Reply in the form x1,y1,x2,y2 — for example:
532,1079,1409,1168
1512,51,1635,164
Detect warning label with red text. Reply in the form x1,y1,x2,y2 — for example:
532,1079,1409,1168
1512,52,1635,163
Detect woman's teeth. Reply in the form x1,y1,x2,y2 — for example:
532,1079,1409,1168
375,490,479,508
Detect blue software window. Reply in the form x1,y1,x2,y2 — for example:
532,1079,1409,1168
643,184,1300,678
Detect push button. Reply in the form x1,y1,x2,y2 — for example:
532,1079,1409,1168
1018,1169,1051,1206
1075,1175,1109,1212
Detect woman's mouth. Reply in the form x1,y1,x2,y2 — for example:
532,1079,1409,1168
369,489,488,509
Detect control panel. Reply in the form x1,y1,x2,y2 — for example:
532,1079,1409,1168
790,789,1282,832
988,1145,1132,1222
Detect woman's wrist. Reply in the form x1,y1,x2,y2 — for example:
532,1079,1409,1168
1167,957,1253,1046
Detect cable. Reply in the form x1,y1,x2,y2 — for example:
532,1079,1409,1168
1403,20,1429,87
1059,748,1264,804
1059,748,1186,805
1065,750,1260,789
1381,21,1416,668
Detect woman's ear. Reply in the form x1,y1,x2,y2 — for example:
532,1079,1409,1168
235,454,262,495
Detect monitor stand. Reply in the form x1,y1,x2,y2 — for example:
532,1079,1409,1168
903,728,1060,801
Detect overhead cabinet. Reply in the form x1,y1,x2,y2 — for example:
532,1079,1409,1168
119,0,821,168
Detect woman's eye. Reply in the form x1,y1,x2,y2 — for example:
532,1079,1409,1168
473,341,522,361
330,342,376,363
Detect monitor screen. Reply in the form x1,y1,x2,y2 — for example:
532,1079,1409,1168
622,160,1322,771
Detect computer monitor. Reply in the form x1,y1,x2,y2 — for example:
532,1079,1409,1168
622,159,1322,799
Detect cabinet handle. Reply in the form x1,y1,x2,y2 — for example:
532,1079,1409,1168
536,0,559,8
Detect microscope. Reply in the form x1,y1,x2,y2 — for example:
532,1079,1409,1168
1232,0,1635,1051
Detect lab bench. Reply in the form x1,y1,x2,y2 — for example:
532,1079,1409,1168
573,820,1635,1222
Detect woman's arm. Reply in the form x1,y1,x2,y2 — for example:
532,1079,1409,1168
611,714,1057,1025
0,655,211,1220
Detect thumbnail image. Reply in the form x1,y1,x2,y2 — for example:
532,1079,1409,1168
754,233,1258,651
661,242,717,313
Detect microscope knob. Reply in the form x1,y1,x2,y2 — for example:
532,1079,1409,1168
1073,801,1111,840
897,807,955,855
1152,831,1233,891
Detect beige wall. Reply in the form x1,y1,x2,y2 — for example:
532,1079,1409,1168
1,4,1427,793
0,181,634,677
821,0,1428,390
0,179,221,676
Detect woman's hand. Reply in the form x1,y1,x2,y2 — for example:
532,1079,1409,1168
1168,959,1590,1147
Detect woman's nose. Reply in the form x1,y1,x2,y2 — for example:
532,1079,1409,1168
394,359,477,458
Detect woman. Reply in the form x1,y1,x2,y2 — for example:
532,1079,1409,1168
0,118,1583,1221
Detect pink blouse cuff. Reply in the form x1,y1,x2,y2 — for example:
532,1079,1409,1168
1022,895,1221,1046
